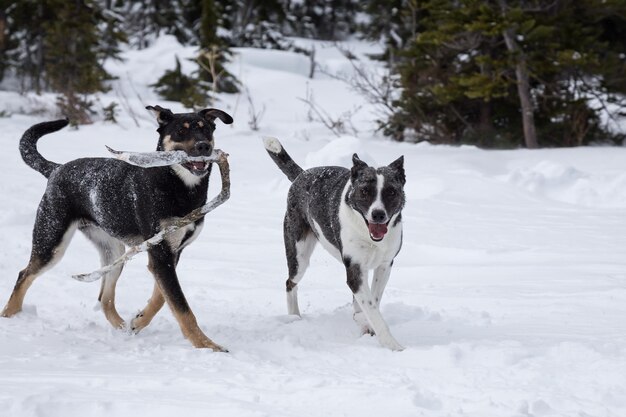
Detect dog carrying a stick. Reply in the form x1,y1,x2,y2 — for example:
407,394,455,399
1,106,233,351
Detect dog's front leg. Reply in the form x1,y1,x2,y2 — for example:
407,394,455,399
371,262,392,308
353,262,393,335
147,242,227,351
131,249,187,333
345,260,404,351
130,281,164,333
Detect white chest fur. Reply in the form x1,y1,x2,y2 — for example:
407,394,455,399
338,182,402,270
310,182,402,270
171,164,203,188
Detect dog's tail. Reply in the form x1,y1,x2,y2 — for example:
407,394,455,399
262,137,304,182
20,118,69,178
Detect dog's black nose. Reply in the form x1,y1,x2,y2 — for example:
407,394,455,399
195,141,212,155
371,209,387,223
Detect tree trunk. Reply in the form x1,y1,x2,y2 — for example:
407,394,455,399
498,0,539,149
502,28,538,149
0,10,6,52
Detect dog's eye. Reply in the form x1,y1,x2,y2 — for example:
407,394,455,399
360,188,369,196
388,189,396,196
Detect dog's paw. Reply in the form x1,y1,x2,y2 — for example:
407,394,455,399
361,325,376,336
129,312,147,334
277,314,302,324
1,304,25,318
1,307,38,318
379,337,405,352
388,342,405,352
353,312,375,335
194,339,229,353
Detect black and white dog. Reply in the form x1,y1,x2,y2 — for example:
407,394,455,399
263,137,406,350
1,105,233,351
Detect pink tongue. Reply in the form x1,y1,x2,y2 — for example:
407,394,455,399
190,162,205,169
368,223,388,240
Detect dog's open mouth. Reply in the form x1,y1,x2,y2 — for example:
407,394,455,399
366,220,389,242
182,161,210,176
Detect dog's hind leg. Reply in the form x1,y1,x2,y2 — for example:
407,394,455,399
2,258,46,317
82,226,126,329
284,217,316,316
2,198,77,317
345,260,404,351
147,242,226,351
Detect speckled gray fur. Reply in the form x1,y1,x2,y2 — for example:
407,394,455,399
264,137,407,350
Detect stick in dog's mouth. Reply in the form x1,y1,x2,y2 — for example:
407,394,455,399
105,146,221,168
183,161,210,175
72,147,231,283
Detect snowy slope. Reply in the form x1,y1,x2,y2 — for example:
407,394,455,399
1,36,626,417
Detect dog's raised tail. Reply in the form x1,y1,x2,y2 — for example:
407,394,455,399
263,137,303,182
20,118,69,178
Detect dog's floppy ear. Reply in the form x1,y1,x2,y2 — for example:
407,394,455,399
199,108,233,125
351,153,368,181
146,105,174,126
388,155,406,185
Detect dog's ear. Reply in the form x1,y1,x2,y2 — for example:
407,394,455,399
146,105,174,126
199,108,233,125
351,153,368,181
388,155,405,185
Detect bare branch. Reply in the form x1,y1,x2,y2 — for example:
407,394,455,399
197,46,225,105
245,87,266,131
321,44,398,119
297,84,361,137
114,84,140,127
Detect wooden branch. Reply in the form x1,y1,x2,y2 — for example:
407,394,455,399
72,148,231,282
105,146,225,167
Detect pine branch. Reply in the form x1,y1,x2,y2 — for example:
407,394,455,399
72,148,231,282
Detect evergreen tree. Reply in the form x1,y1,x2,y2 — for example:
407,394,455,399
96,0,128,64
361,0,417,61
3,0,113,123
287,0,360,40
385,0,626,147
229,0,290,49
0,7,7,82
123,0,193,48
195,0,238,94
4,0,51,92
44,0,111,124
151,0,239,107
151,56,207,108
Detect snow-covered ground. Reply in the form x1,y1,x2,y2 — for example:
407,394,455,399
1,36,626,417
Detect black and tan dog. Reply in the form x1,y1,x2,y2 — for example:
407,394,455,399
1,105,232,351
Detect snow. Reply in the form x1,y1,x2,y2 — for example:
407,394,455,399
1,36,626,417
304,135,376,168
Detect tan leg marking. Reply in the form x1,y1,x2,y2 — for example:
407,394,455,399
85,228,126,329
146,255,227,351
99,278,125,329
130,281,165,333
2,258,43,317
3,221,78,318
173,309,227,351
